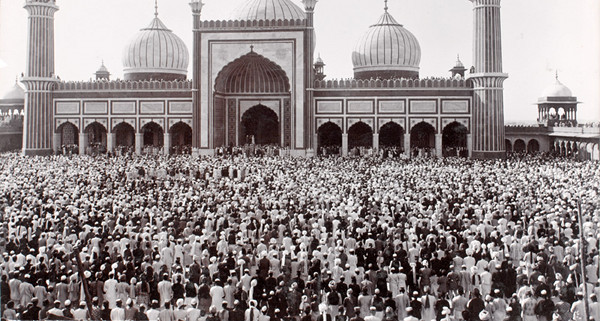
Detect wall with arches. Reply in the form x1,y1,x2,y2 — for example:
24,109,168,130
52,91,192,155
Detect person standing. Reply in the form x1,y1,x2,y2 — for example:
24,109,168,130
158,273,174,308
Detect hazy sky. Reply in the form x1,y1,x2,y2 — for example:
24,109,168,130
0,0,598,122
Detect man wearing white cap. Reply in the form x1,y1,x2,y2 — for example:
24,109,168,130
111,299,125,321
187,299,202,321
73,301,88,321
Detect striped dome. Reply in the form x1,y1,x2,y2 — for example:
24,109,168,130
352,10,421,79
122,17,189,81
232,0,306,21
215,50,290,94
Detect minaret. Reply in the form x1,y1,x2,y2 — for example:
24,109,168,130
189,0,204,155
21,0,59,156
302,0,317,153
467,0,508,159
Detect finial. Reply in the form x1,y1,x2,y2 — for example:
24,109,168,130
154,0,159,17
555,70,559,81
384,0,388,12
250,45,254,52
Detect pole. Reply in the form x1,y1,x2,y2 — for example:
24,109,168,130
577,200,590,321
73,246,94,319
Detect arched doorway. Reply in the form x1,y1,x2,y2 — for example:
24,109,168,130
379,122,404,149
348,122,373,154
214,50,291,149
85,122,107,154
141,122,164,154
513,139,526,153
240,104,280,146
317,122,342,156
170,122,192,154
57,122,79,155
442,122,468,157
410,122,436,157
58,122,78,146
527,139,540,153
114,122,135,149
505,139,513,153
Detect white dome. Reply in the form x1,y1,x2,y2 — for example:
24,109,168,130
541,79,573,97
122,17,189,80
1,82,25,101
232,0,306,21
352,10,421,79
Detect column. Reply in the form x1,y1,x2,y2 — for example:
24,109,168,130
435,134,443,157
372,133,379,151
107,133,115,154
163,133,171,155
135,133,143,155
313,133,318,155
53,133,61,154
404,133,411,158
342,134,348,156
79,133,88,155
467,134,473,158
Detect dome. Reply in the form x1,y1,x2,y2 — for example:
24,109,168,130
215,50,290,94
352,9,421,80
1,82,25,102
232,0,306,21
96,63,109,74
541,78,573,97
122,16,189,81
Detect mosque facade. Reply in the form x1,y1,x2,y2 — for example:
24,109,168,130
4,0,598,159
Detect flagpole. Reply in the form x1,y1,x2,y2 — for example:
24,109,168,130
577,200,590,321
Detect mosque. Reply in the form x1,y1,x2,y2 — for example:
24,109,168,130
1,0,598,159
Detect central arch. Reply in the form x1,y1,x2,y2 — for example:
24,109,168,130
240,104,280,145
410,122,436,156
379,122,404,149
213,49,291,148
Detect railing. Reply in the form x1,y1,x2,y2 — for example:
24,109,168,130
199,19,306,29
56,80,193,91
314,77,469,89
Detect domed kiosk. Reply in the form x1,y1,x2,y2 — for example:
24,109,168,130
0,80,25,152
537,75,579,127
352,3,421,80
122,10,189,81
0,80,25,118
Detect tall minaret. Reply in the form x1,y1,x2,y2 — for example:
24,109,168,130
21,0,59,156
302,0,318,153
468,0,508,159
189,0,204,155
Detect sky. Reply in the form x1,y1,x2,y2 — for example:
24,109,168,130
0,0,598,123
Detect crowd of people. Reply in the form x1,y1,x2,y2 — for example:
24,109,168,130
0,152,599,321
